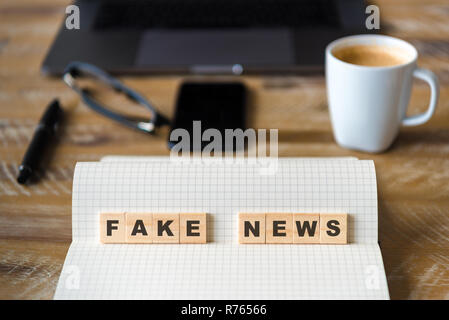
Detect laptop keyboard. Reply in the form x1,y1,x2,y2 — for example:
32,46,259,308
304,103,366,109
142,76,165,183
93,0,340,30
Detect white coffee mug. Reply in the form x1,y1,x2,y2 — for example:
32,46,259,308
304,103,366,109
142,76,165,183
326,35,439,153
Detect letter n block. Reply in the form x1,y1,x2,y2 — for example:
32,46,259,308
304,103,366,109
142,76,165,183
126,213,153,243
238,213,265,244
293,213,320,244
266,213,293,244
320,213,348,244
180,213,207,244
152,213,179,243
100,212,126,243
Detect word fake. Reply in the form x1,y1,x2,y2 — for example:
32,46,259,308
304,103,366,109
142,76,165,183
100,213,206,244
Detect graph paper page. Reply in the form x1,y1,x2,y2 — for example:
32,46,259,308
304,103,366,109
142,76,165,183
54,159,389,299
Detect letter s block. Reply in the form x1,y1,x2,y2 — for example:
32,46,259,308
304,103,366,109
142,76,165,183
239,213,265,244
320,213,348,244
100,212,126,243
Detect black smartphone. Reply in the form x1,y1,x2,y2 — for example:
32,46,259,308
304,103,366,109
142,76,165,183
168,82,246,151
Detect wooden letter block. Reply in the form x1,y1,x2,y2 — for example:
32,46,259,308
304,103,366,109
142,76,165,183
293,213,320,244
238,213,265,244
320,213,348,244
180,213,207,244
266,213,293,244
152,213,179,243
126,213,153,243
100,212,126,243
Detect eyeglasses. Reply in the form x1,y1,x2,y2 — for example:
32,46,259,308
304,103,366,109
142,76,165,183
62,62,169,134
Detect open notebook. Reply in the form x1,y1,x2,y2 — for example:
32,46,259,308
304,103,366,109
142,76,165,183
54,157,389,299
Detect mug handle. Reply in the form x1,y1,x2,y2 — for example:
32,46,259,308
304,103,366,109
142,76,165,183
402,68,439,126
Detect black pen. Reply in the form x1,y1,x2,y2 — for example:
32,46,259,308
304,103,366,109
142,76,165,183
17,99,64,184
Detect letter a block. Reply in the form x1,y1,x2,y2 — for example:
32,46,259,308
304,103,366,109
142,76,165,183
293,213,320,244
100,212,126,243
180,213,207,244
126,213,153,243
266,213,293,244
239,213,265,244
320,213,348,244
152,213,180,243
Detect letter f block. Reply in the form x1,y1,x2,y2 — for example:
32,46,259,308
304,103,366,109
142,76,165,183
100,212,126,243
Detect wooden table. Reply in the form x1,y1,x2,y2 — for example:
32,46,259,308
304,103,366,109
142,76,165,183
1,0,448,300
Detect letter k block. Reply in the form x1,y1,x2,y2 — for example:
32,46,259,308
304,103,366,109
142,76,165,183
152,213,180,243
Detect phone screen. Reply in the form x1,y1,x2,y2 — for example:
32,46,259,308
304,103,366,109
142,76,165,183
168,82,246,151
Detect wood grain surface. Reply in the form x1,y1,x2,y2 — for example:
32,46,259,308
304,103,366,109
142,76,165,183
1,0,448,299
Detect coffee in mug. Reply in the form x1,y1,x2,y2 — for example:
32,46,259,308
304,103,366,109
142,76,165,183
326,35,439,153
332,44,409,67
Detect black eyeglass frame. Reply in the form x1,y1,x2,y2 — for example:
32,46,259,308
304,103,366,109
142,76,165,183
62,61,169,134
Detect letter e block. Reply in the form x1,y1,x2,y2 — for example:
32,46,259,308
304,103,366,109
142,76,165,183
100,212,126,243
293,213,320,244
180,213,207,244
320,213,348,244
126,213,153,243
239,213,265,244
152,213,179,243
266,213,293,244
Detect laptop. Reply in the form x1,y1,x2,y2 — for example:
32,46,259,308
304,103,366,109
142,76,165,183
42,0,368,75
